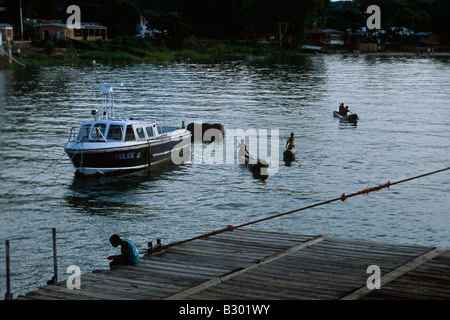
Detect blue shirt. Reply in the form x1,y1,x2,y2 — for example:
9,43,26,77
122,240,140,265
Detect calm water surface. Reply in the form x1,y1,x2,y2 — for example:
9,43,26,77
1,55,449,297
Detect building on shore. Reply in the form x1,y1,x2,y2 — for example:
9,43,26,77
0,23,13,44
319,29,345,46
415,32,440,45
302,28,345,52
34,22,107,41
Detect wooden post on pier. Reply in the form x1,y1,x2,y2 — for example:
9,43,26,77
4,240,12,300
50,228,58,285
7,39,11,64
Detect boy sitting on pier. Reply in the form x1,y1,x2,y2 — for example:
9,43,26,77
107,234,140,267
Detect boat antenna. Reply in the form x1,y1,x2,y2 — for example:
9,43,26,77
91,83,123,120
163,101,166,129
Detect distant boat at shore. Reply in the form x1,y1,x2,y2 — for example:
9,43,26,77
301,45,322,52
333,110,359,122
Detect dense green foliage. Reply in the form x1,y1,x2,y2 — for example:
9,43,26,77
7,0,330,45
143,0,330,44
4,0,449,46
327,0,449,37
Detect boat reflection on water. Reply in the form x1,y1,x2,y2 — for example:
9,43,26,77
338,120,358,129
65,161,190,216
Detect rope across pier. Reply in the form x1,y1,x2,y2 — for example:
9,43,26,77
148,166,450,254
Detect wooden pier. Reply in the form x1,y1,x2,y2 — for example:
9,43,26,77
16,229,450,300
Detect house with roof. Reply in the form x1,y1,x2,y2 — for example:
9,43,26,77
0,23,13,44
35,22,107,41
302,28,346,52
319,29,345,46
415,32,439,45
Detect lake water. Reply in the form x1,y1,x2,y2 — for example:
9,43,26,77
1,55,449,298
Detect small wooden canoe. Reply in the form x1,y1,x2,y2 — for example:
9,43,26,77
248,160,269,180
283,147,295,163
333,111,359,122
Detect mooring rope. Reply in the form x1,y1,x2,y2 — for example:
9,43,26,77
148,166,450,254
2,140,84,197
1,153,66,197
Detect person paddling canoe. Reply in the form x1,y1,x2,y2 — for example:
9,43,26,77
286,132,295,150
237,138,250,164
339,103,344,115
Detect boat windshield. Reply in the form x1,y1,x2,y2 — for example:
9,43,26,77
77,124,91,141
107,124,124,141
91,123,107,141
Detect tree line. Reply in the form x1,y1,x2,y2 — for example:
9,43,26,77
6,0,329,46
4,0,449,46
328,0,449,37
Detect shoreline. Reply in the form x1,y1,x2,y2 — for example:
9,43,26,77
1,40,449,69
355,51,450,57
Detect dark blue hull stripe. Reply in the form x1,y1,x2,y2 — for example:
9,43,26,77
65,139,190,174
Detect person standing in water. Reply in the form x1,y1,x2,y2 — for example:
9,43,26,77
286,133,295,150
237,138,250,164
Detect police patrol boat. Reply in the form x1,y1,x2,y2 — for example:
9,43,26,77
64,83,191,176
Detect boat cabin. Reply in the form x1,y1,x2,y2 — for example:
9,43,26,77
70,121,160,143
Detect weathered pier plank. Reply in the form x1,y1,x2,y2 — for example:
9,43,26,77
16,229,449,300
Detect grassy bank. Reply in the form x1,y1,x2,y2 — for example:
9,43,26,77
2,36,303,68
3,37,449,69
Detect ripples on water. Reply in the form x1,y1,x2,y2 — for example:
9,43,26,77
0,55,449,297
